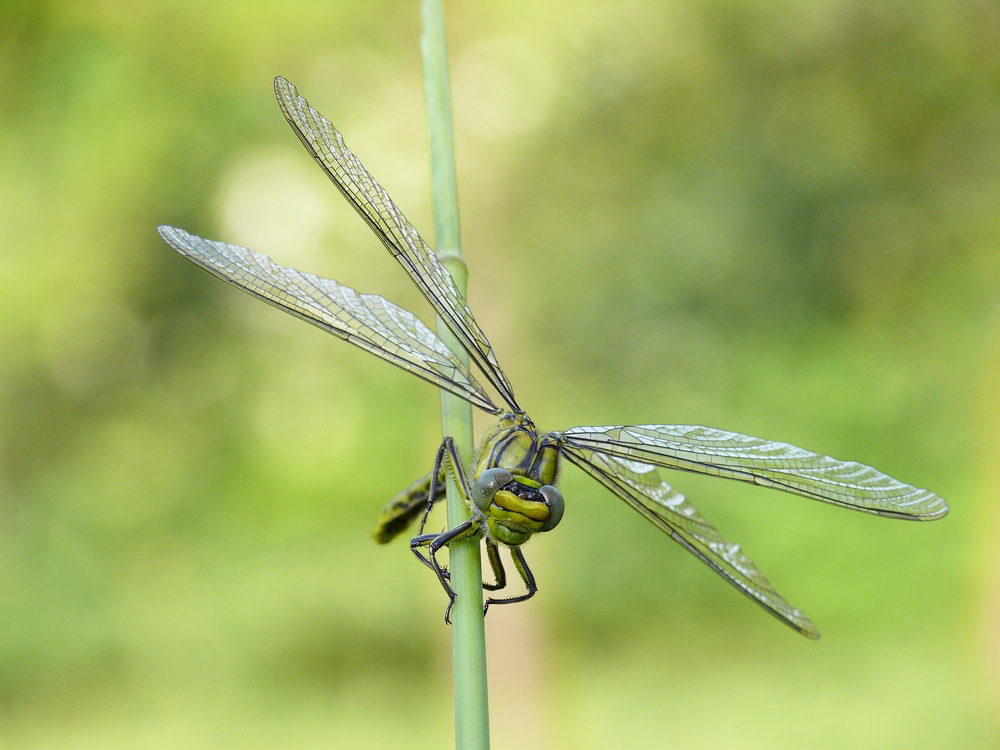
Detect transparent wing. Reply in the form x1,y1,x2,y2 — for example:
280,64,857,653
273,76,521,414
557,424,948,520
159,226,501,415
558,443,820,638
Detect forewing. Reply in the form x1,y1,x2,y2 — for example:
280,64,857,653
559,443,820,639
558,424,947,520
273,76,520,414
159,226,500,414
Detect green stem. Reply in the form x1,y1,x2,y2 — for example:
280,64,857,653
420,2,491,750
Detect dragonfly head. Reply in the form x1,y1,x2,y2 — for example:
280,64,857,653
471,468,564,546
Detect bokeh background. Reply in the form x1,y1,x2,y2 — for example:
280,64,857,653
3,0,999,747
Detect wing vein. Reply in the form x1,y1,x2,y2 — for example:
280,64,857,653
558,424,948,519
558,443,820,638
158,226,501,414
273,76,521,414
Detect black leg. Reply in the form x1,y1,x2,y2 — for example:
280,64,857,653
418,441,451,536
409,437,484,623
410,441,453,573
484,546,537,615
411,520,477,623
482,541,507,592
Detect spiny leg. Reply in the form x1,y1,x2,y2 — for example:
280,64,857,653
410,440,453,574
417,442,451,536
411,518,478,623
409,437,486,622
405,441,496,589
483,540,507,592
483,546,537,615
413,532,510,604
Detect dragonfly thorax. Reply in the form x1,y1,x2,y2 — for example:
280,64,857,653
473,414,560,487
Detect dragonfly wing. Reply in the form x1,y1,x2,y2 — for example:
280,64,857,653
159,226,500,414
558,424,948,519
273,76,521,414
559,443,820,638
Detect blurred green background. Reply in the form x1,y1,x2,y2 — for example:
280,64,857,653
2,0,999,747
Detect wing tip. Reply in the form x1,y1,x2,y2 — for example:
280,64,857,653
777,608,820,640
919,504,949,521
800,623,822,640
766,602,821,641
927,495,950,519
885,494,949,521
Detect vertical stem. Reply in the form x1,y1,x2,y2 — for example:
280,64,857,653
420,2,491,750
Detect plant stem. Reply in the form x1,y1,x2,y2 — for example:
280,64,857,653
420,2,491,749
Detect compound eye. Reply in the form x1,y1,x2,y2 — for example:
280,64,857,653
538,485,565,532
471,468,513,511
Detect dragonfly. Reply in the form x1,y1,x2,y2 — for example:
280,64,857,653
159,76,948,639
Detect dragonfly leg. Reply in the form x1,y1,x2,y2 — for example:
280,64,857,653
482,540,507,592
412,519,478,623
410,531,445,577
418,440,453,536
409,440,454,575
409,437,487,623
483,546,537,615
